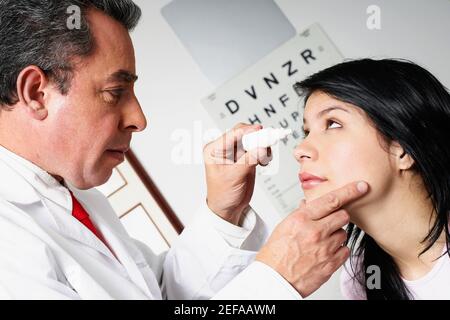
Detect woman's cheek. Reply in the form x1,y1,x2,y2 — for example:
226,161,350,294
334,140,394,204
327,141,364,183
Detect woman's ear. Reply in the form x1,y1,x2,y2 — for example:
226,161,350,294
391,141,414,171
16,66,49,120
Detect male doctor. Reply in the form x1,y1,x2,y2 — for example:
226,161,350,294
0,0,368,299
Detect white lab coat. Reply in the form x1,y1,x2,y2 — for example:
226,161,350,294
0,146,300,300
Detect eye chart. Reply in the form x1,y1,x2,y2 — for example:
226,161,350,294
202,23,343,218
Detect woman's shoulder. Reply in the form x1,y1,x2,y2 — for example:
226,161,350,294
340,254,367,300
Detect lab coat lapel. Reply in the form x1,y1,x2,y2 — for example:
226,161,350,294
0,158,111,261
44,191,154,298
27,191,154,299
47,197,121,264
71,189,154,297
0,152,121,266
91,213,154,297
0,147,156,299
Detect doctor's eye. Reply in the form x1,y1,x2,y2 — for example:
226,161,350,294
326,119,342,130
103,89,125,104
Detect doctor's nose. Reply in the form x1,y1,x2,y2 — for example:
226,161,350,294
121,96,148,133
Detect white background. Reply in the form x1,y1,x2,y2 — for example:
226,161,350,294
128,0,450,299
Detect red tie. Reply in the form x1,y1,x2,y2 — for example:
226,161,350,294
70,191,106,244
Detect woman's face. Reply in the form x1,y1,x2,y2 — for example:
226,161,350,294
294,91,398,211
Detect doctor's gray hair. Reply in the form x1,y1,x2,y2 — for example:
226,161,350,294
0,0,141,108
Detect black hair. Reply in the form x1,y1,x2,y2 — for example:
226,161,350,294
294,58,450,299
0,0,141,107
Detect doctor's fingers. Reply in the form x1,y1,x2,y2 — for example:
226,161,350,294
321,228,348,255
236,147,273,167
296,224,347,261
320,246,350,277
315,209,350,238
301,181,369,220
204,123,262,164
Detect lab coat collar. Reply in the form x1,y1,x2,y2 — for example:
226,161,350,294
0,146,153,297
0,146,119,264
0,145,70,209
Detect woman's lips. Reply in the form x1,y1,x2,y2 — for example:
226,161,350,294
299,172,327,190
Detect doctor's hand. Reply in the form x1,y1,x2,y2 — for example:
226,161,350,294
203,123,272,226
255,181,369,298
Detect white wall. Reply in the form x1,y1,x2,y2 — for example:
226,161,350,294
129,0,450,299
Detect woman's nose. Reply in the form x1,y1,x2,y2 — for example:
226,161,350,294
293,138,317,164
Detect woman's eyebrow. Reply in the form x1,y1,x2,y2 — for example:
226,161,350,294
317,106,350,118
302,105,350,127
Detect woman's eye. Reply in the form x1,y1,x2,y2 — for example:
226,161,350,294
326,120,342,130
301,128,309,138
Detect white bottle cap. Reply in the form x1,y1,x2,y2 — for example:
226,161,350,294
242,128,293,151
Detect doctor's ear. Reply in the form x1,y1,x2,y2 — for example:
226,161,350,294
16,66,49,121
390,141,414,171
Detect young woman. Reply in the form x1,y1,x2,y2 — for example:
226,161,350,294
293,59,450,299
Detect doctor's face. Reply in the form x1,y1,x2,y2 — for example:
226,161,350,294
43,9,147,189
294,91,397,213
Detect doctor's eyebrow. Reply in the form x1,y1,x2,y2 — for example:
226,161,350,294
106,70,138,84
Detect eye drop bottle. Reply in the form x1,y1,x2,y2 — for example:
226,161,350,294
242,128,292,151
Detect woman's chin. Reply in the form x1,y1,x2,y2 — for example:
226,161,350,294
303,182,369,230
302,184,332,202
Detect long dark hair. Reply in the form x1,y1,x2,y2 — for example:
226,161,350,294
294,59,450,299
